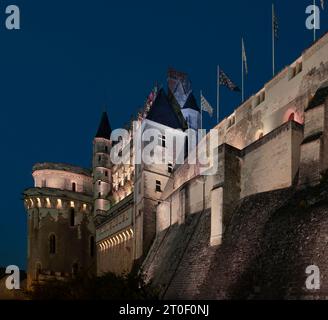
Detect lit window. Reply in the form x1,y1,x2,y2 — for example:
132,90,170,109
57,199,62,209
156,180,162,192
288,113,295,122
46,198,51,208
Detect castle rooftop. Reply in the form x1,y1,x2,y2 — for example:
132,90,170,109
32,162,91,177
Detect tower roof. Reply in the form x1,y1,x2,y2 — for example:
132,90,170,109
146,88,187,130
95,112,112,139
182,92,200,111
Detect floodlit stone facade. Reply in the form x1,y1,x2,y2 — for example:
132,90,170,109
23,32,328,297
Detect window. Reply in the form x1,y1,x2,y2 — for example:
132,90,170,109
49,234,56,255
159,135,166,148
98,181,101,186
98,192,102,198
168,163,173,173
105,146,108,153
258,132,264,139
288,113,295,122
41,179,47,188
98,155,101,162
90,236,95,258
72,182,76,192
105,171,108,177
70,208,75,227
156,180,162,192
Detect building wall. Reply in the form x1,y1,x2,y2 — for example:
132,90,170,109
33,169,93,194
24,190,95,289
240,122,303,198
96,194,134,275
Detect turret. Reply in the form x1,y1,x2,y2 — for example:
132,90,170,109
93,112,113,215
23,163,95,290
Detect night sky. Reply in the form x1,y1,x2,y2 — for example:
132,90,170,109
0,0,325,269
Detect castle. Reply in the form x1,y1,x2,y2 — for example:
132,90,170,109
23,32,328,297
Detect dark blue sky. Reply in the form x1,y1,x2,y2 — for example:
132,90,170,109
0,0,325,269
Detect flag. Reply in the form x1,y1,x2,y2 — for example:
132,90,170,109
273,4,279,39
200,93,213,117
321,0,325,10
242,38,248,75
218,69,240,92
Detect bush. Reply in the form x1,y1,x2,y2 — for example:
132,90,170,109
29,272,158,300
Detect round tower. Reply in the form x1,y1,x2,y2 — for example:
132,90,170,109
93,112,113,215
23,163,95,290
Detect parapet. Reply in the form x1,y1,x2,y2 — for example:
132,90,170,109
33,162,91,177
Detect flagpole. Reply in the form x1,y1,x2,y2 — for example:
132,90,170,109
200,90,203,130
272,3,275,77
217,65,220,123
242,38,244,103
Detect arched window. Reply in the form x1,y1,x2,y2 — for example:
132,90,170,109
70,208,75,227
90,236,95,257
288,113,295,122
72,182,76,192
49,234,56,254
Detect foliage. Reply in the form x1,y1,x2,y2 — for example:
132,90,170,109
29,272,158,300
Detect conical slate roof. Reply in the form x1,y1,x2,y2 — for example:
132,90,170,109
182,92,200,111
95,112,112,139
146,88,187,130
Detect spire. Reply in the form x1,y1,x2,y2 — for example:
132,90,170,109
95,112,112,140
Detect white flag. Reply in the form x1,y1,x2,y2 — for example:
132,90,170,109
201,93,213,117
242,38,248,75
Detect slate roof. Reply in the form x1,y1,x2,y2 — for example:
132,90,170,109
182,92,200,111
146,88,188,130
96,112,112,139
